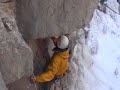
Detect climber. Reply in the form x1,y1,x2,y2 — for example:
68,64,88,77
30,35,69,84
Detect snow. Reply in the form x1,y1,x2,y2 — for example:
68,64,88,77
86,0,120,90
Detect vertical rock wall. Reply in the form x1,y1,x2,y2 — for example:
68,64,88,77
16,0,98,40
0,10,33,84
0,1,34,90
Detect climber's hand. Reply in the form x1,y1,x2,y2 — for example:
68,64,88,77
29,75,36,84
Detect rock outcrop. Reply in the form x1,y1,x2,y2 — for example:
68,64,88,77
16,0,98,40
0,10,33,84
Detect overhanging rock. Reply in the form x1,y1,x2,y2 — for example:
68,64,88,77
0,10,33,84
16,0,98,40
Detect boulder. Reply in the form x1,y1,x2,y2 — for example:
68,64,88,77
0,10,33,84
16,0,98,40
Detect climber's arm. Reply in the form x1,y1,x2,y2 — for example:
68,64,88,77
35,55,61,83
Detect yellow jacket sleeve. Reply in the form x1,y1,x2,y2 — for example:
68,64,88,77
35,55,61,83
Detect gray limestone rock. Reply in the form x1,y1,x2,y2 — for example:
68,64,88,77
7,77,37,90
16,0,98,40
0,72,8,90
0,0,8,3
0,10,33,84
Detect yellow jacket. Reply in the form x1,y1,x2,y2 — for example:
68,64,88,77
35,37,69,83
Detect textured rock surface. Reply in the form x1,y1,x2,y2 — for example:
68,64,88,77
0,0,15,16
16,0,98,40
7,39,49,90
0,0,8,2
0,72,8,90
0,10,33,84
7,77,36,90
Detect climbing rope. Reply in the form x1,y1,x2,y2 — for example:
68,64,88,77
103,3,120,15
94,0,120,16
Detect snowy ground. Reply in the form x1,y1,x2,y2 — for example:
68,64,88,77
86,0,120,90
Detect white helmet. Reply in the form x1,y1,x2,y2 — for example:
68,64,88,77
57,35,69,49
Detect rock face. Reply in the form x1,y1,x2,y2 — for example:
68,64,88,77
7,77,37,90
0,10,33,84
16,0,98,40
0,72,8,90
0,0,8,3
